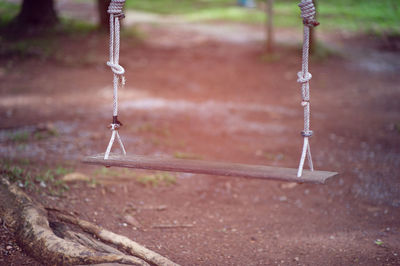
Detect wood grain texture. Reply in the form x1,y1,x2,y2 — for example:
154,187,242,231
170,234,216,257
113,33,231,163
83,154,338,184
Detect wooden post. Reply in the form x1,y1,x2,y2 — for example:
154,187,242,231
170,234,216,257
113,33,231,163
266,0,274,53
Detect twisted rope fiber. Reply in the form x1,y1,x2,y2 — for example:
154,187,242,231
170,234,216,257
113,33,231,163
296,0,319,177
105,0,127,160
298,0,319,27
107,0,125,15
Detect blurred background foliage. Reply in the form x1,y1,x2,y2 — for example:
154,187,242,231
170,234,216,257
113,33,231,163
125,0,400,34
0,0,399,35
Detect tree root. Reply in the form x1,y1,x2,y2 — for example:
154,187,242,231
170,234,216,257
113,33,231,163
54,211,179,266
0,177,179,265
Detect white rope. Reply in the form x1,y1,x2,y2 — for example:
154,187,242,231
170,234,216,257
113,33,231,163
104,129,116,159
298,0,319,27
297,0,318,177
104,0,127,160
107,0,125,15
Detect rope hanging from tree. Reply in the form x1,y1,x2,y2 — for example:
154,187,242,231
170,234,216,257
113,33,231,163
297,0,319,177
104,0,127,160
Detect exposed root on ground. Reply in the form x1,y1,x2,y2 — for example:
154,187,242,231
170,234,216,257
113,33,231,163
0,177,178,266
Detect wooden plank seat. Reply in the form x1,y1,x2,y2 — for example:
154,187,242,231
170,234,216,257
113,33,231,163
83,153,338,184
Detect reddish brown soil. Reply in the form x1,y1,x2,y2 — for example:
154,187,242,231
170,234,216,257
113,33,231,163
1,20,400,265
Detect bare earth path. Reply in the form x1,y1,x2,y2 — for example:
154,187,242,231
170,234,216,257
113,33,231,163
1,3,400,265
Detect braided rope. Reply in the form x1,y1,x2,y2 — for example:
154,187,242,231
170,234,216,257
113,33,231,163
104,0,127,160
298,0,319,27
296,0,318,177
108,0,125,15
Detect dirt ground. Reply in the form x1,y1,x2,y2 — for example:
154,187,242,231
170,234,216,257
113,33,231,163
1,5,400,265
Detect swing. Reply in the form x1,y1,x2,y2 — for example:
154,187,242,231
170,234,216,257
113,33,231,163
83,0,337,184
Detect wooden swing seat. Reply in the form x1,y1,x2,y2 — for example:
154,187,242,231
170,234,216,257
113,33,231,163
83,153,337,184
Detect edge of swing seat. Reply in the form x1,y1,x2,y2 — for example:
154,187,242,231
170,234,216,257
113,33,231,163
82,153,338,184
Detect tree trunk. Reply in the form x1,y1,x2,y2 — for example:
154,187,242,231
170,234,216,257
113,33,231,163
265,0,274,53
16,0,58,27
98,0,111,30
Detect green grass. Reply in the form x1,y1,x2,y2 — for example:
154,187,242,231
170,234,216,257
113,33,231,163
136,172,177,187
185,7,265,23
34,129,58,140
92,167,134,178
317,0,400,33
59,18,98,35
126,0,234,15
33,167,72,196
126,0,400,34
0,159,72,196
7,128,59,143
9,131,30,143
0,1,19,26
92,167,177,187
54,165,73,176
1,0,398,37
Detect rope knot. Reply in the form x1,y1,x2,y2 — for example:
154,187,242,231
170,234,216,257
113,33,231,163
108,116,123,130
108,123,120,130
297,71,312,84
301,130,313,137
298,0,319,27
108,0,126,16
301,101,309,107
107,61,125,75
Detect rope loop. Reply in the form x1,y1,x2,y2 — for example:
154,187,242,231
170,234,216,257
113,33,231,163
297,71,312,84
298,0,319,27
108,0,126,15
